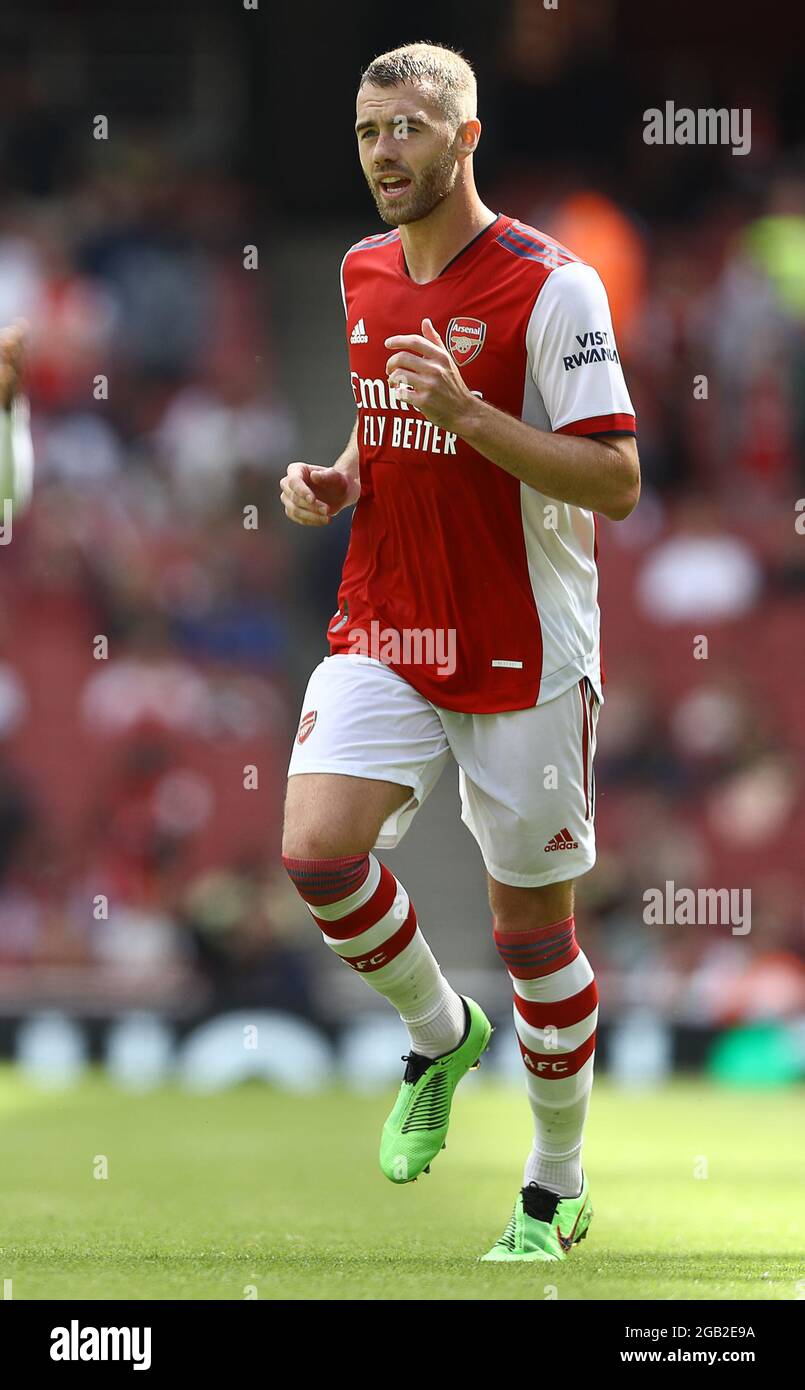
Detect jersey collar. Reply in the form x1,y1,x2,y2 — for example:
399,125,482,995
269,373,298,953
396,212,508,284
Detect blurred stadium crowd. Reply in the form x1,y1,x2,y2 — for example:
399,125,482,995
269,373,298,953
0,1,802,1048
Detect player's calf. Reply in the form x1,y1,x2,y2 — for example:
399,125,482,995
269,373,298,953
483,894,597,1261
492,885,598,1203
282,849,464,1058
282,845,489,1184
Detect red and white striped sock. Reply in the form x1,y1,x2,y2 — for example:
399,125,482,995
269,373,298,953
283,852,466,1059
494,915,598,1199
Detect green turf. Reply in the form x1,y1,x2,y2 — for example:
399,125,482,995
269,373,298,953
0,1066,802,1300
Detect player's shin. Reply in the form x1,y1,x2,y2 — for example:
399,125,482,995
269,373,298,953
493,915,598,1199
282,852,465,1058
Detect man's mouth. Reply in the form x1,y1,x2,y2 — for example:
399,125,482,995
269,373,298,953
377,174,412,199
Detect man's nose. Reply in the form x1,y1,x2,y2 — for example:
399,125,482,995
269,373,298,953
373,132,405,166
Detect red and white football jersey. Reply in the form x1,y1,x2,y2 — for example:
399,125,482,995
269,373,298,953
329,212,636,713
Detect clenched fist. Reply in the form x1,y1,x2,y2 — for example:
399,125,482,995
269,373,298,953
279,462,360,527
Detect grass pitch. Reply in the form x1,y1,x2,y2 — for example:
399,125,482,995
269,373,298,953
0,1067,801,1300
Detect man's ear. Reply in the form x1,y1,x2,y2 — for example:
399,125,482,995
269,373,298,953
458,118,481,154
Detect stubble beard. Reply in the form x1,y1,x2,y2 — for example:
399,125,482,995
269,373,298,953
367,147,459,227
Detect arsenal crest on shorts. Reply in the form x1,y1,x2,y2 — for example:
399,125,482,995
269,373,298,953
297,709,317,744
446,316,486,367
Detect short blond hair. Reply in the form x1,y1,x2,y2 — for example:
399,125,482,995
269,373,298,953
358,41,477,129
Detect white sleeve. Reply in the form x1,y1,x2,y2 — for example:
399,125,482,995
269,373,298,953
526,262,635,436
0,396,34,517
339,251,349,319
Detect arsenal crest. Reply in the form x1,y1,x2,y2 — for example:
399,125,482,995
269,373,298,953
297,710,317,744
446,316,486,367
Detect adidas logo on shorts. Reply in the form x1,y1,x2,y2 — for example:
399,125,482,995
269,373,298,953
544,827,579,852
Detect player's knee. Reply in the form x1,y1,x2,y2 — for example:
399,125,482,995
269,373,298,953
281,804,341,862
282,785,375,862
281,803,379,861
281,851,371,907
489,880,575,938
281,822,365,861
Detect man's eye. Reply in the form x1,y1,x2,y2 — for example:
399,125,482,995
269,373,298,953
359,127,418,138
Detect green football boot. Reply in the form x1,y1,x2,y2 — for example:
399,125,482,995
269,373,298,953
380,996,492,1184
481,1174,593,1261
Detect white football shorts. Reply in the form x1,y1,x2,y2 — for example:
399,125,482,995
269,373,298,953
287,654,600,888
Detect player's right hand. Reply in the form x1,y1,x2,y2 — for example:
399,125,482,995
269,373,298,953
0,320,28,410
279,462,360,526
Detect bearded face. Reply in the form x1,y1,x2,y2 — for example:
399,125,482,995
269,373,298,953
356,83,464,228
366,141,460,227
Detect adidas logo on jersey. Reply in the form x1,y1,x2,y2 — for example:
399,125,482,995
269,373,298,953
544,828,579,852
350,317,369,344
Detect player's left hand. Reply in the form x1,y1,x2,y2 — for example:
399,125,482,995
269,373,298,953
385,319,476,435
